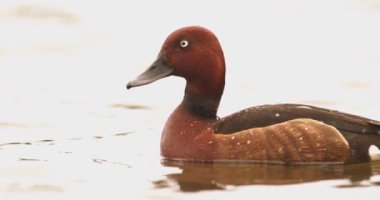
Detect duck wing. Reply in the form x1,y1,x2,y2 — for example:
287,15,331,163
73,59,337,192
215,104,380,135
215,104,380,163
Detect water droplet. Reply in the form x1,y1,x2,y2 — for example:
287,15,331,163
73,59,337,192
247,140,251,144
275,113,280,117
231,136,235,140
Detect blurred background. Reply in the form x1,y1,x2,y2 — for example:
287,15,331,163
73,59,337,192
1,0,379,139
0,0,379,199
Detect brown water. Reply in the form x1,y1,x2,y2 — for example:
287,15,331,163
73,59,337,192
1,0,380,199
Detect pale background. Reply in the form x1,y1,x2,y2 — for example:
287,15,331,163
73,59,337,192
0,0,379,199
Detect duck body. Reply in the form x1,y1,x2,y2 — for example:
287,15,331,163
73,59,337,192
215,103,380,163
162,100,377,164
127,26,380,164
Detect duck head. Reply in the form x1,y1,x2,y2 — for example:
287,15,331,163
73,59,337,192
127,26,226,100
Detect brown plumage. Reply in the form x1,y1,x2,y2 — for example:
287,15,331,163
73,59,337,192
127,26,380,164
214,119,349,164
215,104,380,163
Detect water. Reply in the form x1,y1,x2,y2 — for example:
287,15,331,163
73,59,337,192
1,0,380,199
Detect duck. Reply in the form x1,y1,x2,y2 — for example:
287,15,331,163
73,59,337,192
127,26,380,164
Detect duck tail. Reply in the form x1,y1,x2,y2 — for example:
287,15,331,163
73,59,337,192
343,130,380,163
366,131,380,161
372,128,380,147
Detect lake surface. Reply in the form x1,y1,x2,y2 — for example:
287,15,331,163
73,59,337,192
0,0,380,199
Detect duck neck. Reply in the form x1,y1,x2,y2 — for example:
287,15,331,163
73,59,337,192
181,79,224,119
180,94,219,118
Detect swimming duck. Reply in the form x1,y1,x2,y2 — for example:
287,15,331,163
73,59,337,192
127,26,380,164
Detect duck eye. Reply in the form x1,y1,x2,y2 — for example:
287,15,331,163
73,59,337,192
179,40,189,48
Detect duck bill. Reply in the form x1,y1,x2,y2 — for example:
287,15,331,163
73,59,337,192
127,53,173,89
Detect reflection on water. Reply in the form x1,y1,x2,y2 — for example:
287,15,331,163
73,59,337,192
110,103,152,110
157,160,380,192
12,4,78,24
0,122,28,128
342,81,371,89
0,125,379,199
